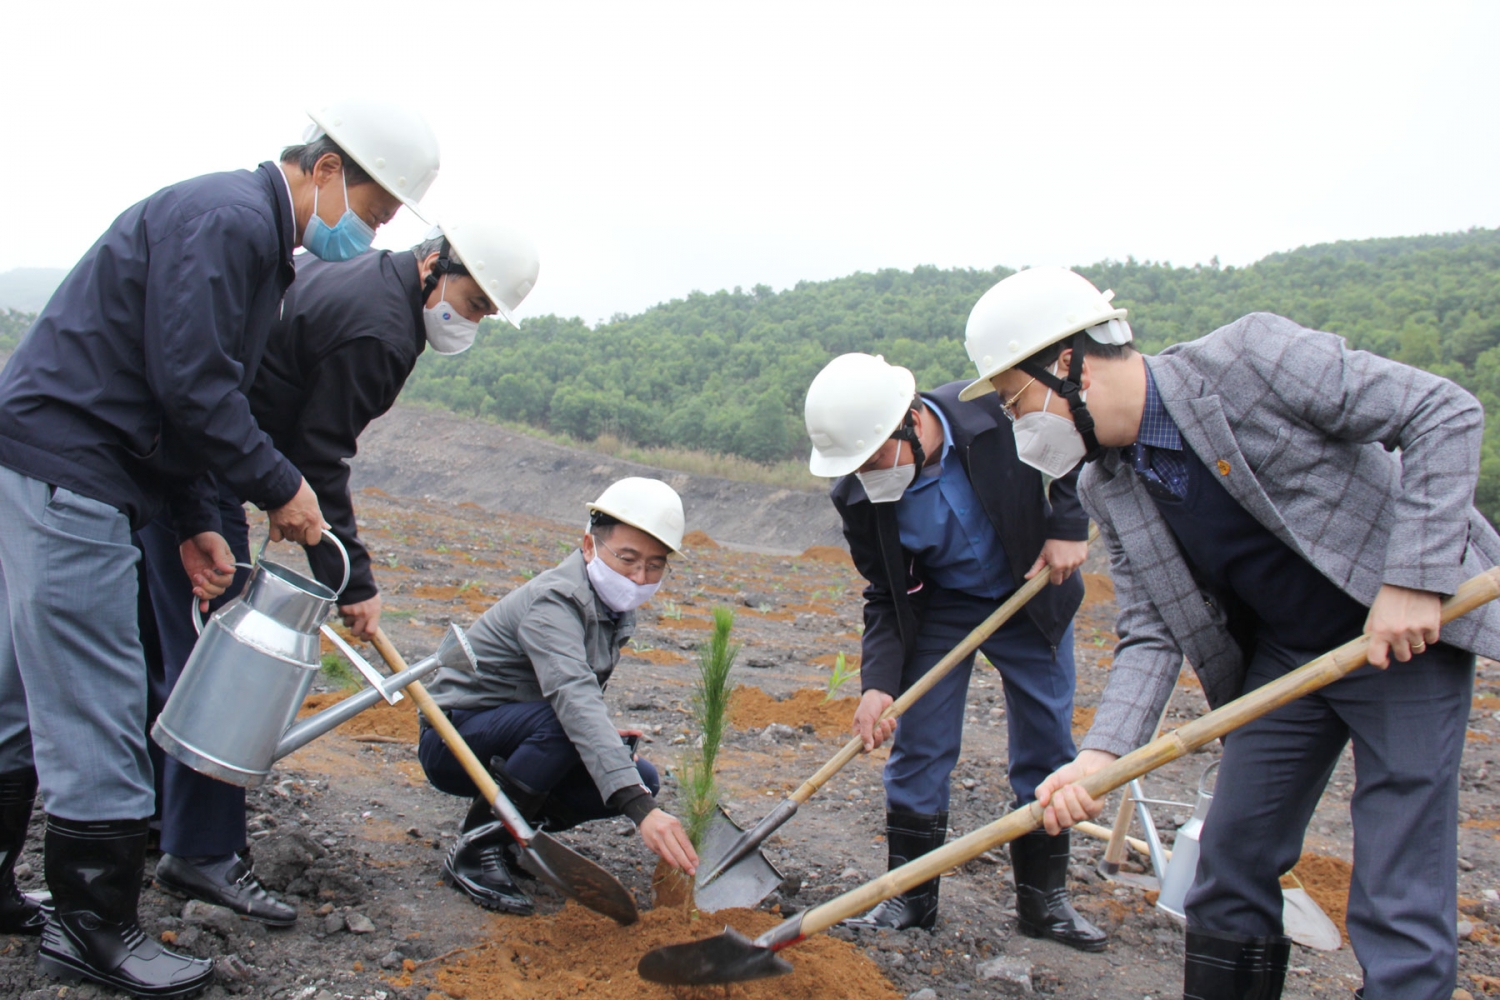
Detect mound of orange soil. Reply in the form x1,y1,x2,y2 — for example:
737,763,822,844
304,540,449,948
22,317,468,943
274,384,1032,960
1280,852,1351,944
728,686,856,739
394,902,899,1000
798,545,853,566
298,691,420,743
681,529,719,549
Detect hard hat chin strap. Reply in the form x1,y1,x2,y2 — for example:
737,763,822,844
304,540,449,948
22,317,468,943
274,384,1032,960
1017,331,1105,463
888,407,928,473
420,240,458,301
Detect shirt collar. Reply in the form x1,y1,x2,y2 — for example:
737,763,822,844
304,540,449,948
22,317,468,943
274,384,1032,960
1136,363,1183,451
910,398,955,488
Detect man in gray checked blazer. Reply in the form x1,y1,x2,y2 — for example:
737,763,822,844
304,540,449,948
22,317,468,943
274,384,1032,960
958,266,1500,1000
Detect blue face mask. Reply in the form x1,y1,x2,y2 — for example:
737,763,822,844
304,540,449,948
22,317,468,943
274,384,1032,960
302,170,375,261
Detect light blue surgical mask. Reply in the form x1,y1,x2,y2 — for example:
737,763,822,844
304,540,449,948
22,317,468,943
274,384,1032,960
302,170,375,261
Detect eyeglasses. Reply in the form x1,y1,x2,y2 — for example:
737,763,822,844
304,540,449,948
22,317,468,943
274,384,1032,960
597,537,671,579
1000,376,1038,423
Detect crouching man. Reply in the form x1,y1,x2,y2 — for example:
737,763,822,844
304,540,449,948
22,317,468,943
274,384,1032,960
966,267,1500,999
418,478,699,912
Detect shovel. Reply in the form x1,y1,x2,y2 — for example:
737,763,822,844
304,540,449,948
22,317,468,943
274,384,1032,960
638,566,1500,984
368,628,640,925
694,527,1098,908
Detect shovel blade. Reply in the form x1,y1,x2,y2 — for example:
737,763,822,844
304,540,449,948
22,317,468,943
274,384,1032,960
692,807,783,913
517,831,639,925
637,925,793,986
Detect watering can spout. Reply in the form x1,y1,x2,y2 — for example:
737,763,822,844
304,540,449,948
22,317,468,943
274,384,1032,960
271,624,475,762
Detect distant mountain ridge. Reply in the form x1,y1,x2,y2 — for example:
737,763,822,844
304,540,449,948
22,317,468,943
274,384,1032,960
0,268,64,313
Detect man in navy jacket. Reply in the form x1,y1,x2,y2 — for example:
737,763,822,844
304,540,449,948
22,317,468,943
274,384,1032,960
0,101,438,997
804,353,1103,950
139,219,537,925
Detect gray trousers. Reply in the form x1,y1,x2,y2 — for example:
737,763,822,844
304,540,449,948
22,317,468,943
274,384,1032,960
1186,635,1473,1000
0,466,155,820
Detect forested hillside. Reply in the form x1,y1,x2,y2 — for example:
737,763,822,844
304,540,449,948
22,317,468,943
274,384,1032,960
4,230,1499,518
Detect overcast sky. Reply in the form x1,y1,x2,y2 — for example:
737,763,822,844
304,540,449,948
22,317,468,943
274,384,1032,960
4,1,1495,324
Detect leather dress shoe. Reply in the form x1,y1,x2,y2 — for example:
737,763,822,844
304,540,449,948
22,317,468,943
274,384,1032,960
155,853,296,927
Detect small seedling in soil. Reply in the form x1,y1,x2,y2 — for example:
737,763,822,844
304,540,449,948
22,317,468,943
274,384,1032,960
659,606,739,907
824,651,857,703
320,653,362,693
660,600,684,621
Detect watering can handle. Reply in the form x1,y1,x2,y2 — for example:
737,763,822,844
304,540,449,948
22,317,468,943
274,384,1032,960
190,563,256,636
189,532,351,634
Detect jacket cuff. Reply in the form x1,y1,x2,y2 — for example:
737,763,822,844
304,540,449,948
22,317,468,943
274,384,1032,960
256,461,303,512
1043,516,1091,542
607,785,659,826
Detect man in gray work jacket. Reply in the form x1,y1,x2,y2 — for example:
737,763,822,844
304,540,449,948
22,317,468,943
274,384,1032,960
967,267,1500,1000
418,478,698,913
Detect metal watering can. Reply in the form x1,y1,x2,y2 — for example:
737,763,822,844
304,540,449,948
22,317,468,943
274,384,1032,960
1155,759,1218,919
152,533,475,787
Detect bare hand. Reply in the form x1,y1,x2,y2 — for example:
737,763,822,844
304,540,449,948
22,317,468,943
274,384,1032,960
852,689,896,752
1027,538,1089,587
640,809,698,875
268,479,325,546
339,594,382,640
179,532,236,612
1364,584,1442,668
1034,749,1117,835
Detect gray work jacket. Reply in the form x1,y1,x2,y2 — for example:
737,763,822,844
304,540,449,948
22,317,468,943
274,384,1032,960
425,551,641,801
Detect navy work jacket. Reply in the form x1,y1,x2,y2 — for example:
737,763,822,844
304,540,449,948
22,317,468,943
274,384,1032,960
249,250,427,604
830,381,1089,697
0,162,301,532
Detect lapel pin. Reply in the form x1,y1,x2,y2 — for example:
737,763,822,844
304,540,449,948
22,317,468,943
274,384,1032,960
1216,459,1231,476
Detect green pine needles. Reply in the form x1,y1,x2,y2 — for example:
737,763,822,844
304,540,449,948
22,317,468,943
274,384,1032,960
680,606,740,850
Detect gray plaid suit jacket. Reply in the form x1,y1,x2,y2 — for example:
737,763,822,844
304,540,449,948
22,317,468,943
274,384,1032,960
1080,312,1500,757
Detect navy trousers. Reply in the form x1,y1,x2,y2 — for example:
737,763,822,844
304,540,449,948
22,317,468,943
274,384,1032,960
1186,636,1473,1000
886,588,1077,814
418,699,659,830
138,490,253,857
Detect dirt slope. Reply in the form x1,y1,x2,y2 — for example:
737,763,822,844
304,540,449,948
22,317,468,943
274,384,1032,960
351,404,843,553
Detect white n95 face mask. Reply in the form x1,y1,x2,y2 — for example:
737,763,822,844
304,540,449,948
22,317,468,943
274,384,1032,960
423,276,481,355
1012,385,1087,479
856,441,917,503
586,550,661,613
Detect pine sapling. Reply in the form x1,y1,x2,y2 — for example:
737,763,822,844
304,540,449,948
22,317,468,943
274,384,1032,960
681,605,740,850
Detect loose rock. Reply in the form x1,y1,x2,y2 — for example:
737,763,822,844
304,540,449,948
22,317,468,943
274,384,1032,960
760,723,798,743
346,912,376,934
181,899,239,938
977,954,1034,994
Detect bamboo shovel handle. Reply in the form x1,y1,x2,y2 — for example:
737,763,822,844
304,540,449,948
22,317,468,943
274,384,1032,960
369,628,501,804
788,526,1099,806
781,566,1500,941
1102,680,1175,870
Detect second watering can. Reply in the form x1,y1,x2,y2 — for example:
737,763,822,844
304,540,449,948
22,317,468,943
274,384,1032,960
152,533,352,787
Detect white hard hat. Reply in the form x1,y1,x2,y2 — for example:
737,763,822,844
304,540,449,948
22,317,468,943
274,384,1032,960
436,218,540,328
958,267,1132,402
306,100,441,220
804,353,917,478
586,478,686,555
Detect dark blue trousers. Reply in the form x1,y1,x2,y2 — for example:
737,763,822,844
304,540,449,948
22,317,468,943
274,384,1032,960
418,699,659,830
886,588,1077,814
138,490,252,857
1186,637,1473,1000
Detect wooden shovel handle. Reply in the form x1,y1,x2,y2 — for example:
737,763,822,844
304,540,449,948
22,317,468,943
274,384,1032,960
1101,678,1176,870
781,566,1500,941
369,628,502,805
789,526,1099,806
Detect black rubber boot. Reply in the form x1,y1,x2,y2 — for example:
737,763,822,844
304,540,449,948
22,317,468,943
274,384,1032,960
1011,830,1108,952
38,816,213,998
841,810,947,931
154,852,296,927
0,768,48,935
1182,926,1291,1000
443,822,535,915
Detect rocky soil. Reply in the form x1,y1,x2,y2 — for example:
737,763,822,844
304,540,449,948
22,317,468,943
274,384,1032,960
2,483,1499,999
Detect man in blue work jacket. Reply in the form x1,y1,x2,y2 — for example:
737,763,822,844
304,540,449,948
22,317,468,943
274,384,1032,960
138,216,538,926
0,100,439,997
803,352,1104,951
